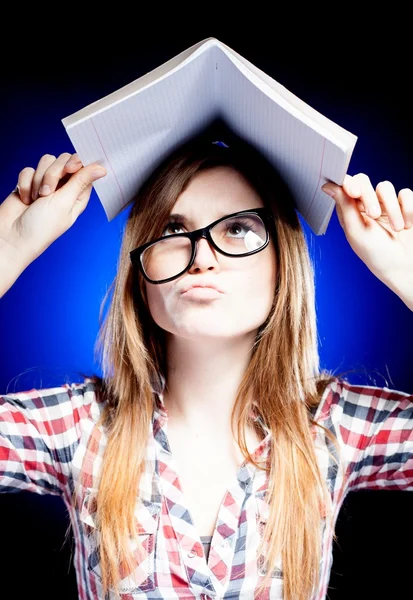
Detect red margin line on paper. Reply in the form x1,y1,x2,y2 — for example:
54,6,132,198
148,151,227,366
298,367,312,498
304,137,326,222
91,117,125,206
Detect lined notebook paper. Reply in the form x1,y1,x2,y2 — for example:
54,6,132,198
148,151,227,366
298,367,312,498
62,37,358,235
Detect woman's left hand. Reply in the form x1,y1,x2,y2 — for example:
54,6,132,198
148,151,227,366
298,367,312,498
322,174,413,311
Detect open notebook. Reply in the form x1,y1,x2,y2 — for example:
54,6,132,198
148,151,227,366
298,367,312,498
62,37,358,235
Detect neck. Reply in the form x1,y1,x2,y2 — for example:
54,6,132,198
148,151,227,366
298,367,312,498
163,332,256,434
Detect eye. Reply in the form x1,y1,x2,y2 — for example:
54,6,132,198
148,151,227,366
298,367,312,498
225,221,251,238
162,222,186,236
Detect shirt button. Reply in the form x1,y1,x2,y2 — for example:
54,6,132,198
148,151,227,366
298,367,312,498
187,550,197,558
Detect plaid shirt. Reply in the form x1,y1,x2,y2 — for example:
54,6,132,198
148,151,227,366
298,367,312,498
1,376,412,599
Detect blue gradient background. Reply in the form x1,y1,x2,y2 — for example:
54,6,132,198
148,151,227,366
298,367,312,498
1,37,412,395
0,31,412,600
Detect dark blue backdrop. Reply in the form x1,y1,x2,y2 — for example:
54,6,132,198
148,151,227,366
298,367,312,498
1,36,412,395
0,31,412,600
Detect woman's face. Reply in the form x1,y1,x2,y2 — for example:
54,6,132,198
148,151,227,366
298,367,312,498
145,166,277,341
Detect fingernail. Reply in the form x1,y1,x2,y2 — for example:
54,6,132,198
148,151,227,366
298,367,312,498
92,168,106,178
322,185,336,198
66,156,81,166
39,184,51,196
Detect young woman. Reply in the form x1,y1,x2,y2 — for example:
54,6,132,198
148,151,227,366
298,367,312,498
0,127,412,600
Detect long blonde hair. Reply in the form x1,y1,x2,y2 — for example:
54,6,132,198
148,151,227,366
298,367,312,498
77,121,341,600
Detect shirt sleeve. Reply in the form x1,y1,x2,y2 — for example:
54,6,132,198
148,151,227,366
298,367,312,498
317,377,413,493
0,379,98,496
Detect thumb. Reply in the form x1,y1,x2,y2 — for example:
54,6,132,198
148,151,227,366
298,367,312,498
61,163,107,216
322,182,365,235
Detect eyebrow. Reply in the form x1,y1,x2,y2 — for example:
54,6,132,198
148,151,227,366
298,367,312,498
168,213,188,221
168,211,232,223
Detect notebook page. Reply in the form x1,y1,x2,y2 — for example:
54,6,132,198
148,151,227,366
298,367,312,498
63,38,218,128
219,41,357,151
62,38,357,234
214,47,355,234
63,48,219,221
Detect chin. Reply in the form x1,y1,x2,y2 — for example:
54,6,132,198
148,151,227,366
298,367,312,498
153,307,267,341
171,325,234,339
165,319,259,342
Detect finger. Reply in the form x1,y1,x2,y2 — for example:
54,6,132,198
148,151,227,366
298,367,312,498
17,166,36,205
345,173,382,219
398,187,413,228
376,180,405,231
33,152,73,200
322,183,366,235
63,153,83,173
74,183,94,217
58,163,107,218
31,154,58,200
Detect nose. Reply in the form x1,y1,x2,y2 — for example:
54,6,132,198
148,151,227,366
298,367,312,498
188,237,220,274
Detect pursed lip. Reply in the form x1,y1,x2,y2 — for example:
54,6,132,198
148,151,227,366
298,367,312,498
180,281,224,294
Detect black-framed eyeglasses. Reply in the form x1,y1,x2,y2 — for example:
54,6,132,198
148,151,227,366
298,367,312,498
130,207,274,284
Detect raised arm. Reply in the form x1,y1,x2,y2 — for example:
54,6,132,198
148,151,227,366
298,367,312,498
0,153,106,297
322,174,413,311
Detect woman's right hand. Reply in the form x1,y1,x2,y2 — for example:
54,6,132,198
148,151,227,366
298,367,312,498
0,152,107,269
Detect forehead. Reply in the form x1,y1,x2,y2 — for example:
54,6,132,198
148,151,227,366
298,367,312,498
171,166,264,216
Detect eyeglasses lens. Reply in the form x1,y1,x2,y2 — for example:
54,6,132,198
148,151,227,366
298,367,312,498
141,213,267,282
